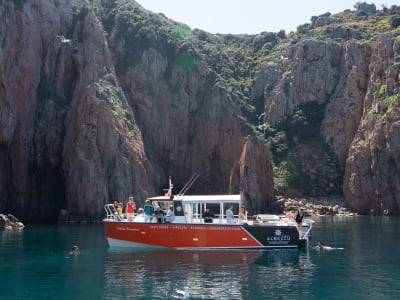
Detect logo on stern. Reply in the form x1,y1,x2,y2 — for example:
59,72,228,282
266,228,291,244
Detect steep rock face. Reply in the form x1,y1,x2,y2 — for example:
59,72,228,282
254,40,342,126
237,137,276,214
0,0,274,221
122,56,246,193
255,33,400,214
1,0,399,220
0,1,156,221
255,39,369,167
344,34,400,215
321,41,371,166
0,0,71,220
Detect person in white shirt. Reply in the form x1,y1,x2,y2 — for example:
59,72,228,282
226,206,234,224
166,205,175,223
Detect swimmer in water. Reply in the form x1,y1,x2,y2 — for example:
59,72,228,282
314,241,344,251
70,245,80,256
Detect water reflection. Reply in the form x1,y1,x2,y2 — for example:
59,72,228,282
104,249,314,300
251,249,315,298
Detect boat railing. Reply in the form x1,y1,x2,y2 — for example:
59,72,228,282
302,219,314,240
104,204,124,221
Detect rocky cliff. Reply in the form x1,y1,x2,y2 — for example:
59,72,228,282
0,0,399,221
343,34,400,215
253,7,400,215
0,0,275,222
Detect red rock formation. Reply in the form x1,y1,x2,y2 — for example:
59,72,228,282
344,34,400,215
0,1,273,221
1,0,399,221
237,137,276,215
0,1,157,221
255,33,400,214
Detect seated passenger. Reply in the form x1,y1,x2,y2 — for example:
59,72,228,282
204,208,214,223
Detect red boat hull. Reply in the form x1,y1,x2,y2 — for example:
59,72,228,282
104,221,305,249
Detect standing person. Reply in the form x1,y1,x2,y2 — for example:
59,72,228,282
143,200,154,223
239,206,248,225
166,205,175,223
113,200,119,215
226,206,234,224
126,196,136,222
154,206,164,223
117,202,123,215
294,208,305,239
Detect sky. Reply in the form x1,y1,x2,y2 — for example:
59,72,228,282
135,0,399,34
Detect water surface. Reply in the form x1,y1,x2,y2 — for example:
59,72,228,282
1,217,399,299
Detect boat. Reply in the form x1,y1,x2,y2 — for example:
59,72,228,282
103,178,313,250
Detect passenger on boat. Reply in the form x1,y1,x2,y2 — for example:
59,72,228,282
117,202,123,215
126,197,136,222
294,208,305,239
144,200,154,223
154,206,165,223
113,200,119,215
166,205,175,223
239,206,248,225
204,208,214,223
226,206,234,224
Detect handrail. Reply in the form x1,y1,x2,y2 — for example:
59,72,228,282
302,219,313,240
104,204,124,221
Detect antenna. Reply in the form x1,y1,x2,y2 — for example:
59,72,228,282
178,173,199,196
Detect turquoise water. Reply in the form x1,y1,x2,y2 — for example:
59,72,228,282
1,217,400,299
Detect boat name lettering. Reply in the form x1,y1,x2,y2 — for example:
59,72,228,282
266,229,291,242
126,227,139,231
266,235,291,241
146,225,241,231
115,227,140,231
172,225,189,230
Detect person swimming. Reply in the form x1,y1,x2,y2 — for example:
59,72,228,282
314,241,343,251
315,241,329,250
70,245,80,255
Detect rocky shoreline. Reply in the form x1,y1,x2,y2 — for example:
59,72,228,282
277,196,356,217
0,214,25,229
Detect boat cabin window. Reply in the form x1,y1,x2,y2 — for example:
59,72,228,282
175,195,241,224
